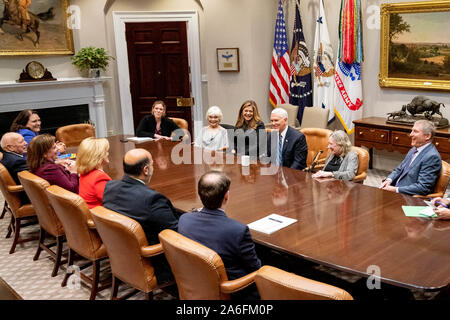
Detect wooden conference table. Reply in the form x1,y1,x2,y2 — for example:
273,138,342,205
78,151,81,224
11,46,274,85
100,136,450,292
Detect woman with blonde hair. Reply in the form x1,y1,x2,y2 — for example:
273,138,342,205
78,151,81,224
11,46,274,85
135,100,181,140
233,100,265,156
76,137,111,208
194,106,229,151
312,130,359,181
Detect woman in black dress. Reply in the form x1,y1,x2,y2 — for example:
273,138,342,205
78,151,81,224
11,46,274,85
136,100,181,140
233,100,265,157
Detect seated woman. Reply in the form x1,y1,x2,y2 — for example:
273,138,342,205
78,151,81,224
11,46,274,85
233,100,265,157
11,109,66,153
135,100,181,140
76,137,111,209
194,106,229,151
312,130,358,181
27,134,79,194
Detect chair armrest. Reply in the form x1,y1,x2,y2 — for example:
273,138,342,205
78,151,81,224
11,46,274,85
352,173,367,183
86,219,96,229
413,192,444,199
140,243,164,258
7,185,24,193
219,271,257,294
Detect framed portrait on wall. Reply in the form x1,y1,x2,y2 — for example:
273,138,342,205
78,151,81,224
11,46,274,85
379,1,450,91
0,0,74,56
217,48,240,72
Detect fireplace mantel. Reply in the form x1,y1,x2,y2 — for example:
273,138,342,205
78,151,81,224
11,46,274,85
0,77,111,137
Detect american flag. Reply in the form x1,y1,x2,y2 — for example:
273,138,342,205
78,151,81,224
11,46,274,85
269,0,290,107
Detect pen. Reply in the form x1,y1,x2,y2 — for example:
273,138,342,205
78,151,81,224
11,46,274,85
435,200,448,208
268,217,282,223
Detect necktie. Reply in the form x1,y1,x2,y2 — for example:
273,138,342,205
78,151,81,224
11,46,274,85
396,147,418,186
277,134,283,166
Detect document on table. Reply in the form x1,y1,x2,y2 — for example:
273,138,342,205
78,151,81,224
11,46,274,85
248,214,297,235
126,137,154,143
402,206,438,218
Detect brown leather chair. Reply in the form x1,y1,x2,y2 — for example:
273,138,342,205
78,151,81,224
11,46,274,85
255,265,353,300
300,128,333,171
91,206,168,300
0,163,37,254
352,146,370,183
158,229,257,300
169,117,188,130
55,123,95,147
413,160,450,198
0,151,7,220
18,171,66,277
45,185,109,300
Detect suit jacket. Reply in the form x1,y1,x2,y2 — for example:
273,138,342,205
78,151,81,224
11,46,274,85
136,115,181,139
79,169,111,209
0,151,29,204
387,143,441,195
233,120,266,157
102,175,179,245
178,207,261,280
323,150,359,181
266,126,308,170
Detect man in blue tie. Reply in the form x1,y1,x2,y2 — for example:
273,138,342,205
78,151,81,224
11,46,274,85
380,120,441,195
265,108,308,170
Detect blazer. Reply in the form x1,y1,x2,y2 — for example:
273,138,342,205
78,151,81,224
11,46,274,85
233,120,266,157
387,143,441,196
323,150,359,181
33,161,79,194
0,151,29,204
79,169,111,209
178,207,261,280
102,175,179,245
266,126,308,170
136,115,181,139
18,128,37,145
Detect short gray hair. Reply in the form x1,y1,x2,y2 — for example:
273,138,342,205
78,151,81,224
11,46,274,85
206,106,223,121
271,107,288,119
330,130,352,156
415,120,435,139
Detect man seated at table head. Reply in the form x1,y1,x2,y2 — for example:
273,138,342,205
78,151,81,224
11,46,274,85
178,171,261,300
380,120,441,195
266,108,307,170
0,132,29,204
102,148,179,283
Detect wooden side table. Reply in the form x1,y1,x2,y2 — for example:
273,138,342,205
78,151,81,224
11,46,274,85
353,117,450,169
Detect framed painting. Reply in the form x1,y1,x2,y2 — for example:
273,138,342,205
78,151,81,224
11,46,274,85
379,1,450,91
0,0,74,55
217,48,240,72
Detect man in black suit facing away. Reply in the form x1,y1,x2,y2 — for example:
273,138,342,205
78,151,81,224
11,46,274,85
265,107,308,170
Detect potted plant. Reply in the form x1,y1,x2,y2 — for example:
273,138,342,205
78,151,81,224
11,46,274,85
71,46,114,78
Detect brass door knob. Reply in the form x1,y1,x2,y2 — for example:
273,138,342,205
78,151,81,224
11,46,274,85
436,142,440,146
359,131,363,135
395,136,399,140
380,134,385,138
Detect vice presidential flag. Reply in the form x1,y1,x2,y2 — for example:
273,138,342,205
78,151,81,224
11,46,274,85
313,0,335,124
289,1,313,125
334,0,363,134
269,0,290,107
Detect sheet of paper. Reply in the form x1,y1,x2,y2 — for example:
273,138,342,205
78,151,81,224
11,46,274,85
248,213,297,235
126,137,154,143
420,206,438,218
402,206,438,218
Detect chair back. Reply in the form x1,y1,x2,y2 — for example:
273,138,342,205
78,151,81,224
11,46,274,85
432,160,450,197
299,107,329,129
169,117,188,130
277,104,300,127
300,128,333,167
18,171,64,237
46,185,104,260
351,147,369,183
0,163,22,214
55,124,95,147
159,229,230,300
255,266,353,300
91,206,157,292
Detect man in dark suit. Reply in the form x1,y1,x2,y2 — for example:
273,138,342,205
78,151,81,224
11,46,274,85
178,171,261,300
380,120,441,195
266,108,308,170
1,132,29,204
102,148,179,283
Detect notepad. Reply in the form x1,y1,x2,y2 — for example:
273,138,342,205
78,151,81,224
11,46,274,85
126,137,154,143
402,206,438,218
248,214,297,235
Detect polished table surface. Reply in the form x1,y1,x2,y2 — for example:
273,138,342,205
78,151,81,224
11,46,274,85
101,136,450,291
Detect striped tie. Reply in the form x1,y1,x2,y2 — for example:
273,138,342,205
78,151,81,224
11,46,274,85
277,134,283,166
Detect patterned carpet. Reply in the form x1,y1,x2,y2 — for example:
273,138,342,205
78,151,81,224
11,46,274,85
0,169,445,300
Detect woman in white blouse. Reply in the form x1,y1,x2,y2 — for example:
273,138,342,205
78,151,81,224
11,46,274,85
194,106,229,151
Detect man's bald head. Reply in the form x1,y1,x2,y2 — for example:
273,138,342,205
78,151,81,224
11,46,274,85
198,171,231,210
1,132,27,155
123,148,153,179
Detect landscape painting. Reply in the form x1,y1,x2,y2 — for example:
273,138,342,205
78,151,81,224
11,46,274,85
0,0,74,55
379,1,450,91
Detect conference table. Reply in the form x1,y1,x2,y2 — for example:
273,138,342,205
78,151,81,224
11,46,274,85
101,136,450,294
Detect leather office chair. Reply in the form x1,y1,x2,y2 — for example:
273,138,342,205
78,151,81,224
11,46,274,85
300,128,333,171
55,123,95,147
158,229,257,300
0,163,37,254
91,206,168,300
277,103,300,128
169,117,188,130
255,265,353,300
413,160,450,199
0,151,7,220
299,107,330,129
18,171,66,277
45,185,109,300
351,147,370,183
